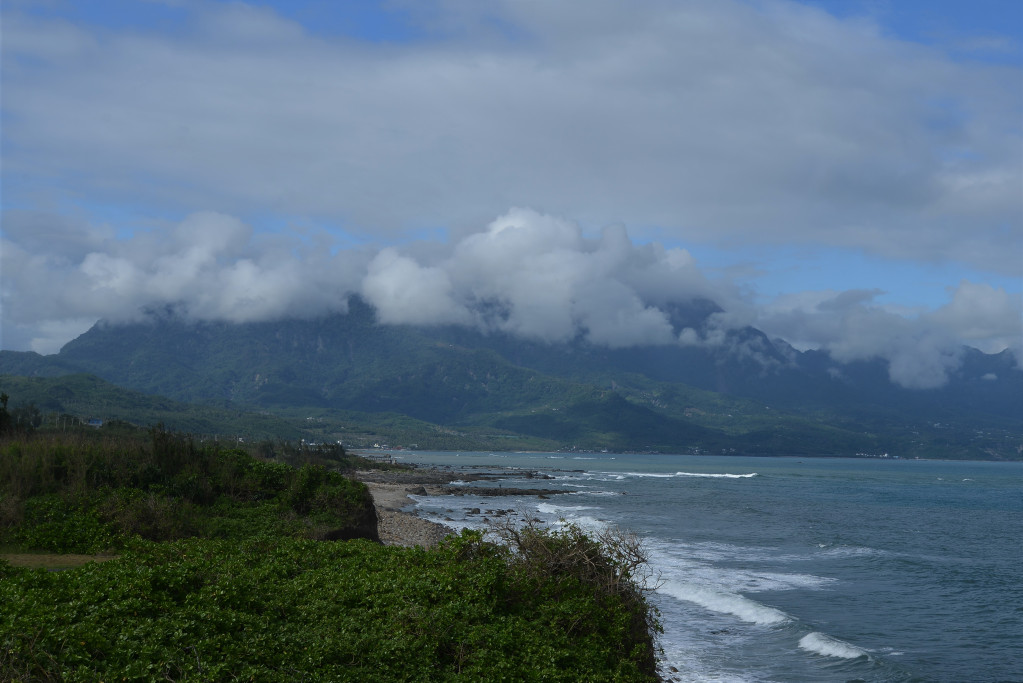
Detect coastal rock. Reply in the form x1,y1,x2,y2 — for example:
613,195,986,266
440,485,564,497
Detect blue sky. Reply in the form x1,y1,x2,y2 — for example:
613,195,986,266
1,0,1020,388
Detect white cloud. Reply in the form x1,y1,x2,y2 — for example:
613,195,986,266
0,210,367,351
1,207,708,350
1,0,1019,272
929,280,1023,353
363,248,469,326
1,1,1019,389
755,281,1022,387
3,207,1017,389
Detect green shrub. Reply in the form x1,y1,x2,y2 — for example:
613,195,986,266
12,494,119,553
247,458,292,493
0,533,658,682
99,487,195,541
1,433,383,549
0,430,659,679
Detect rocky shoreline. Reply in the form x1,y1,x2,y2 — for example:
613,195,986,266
354,465,567,548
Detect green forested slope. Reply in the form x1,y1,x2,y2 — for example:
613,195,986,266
2,297,1020,458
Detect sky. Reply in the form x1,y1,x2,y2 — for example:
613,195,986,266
1,0,1021,390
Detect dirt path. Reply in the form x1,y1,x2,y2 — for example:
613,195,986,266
1,552,117,570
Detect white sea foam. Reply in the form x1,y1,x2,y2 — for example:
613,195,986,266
604,470,758,479
545,513,607,532
649,546,833,597
657,580,790,625
740,571,834,592
675,471,758,479
817,545,887,559
536,502,595,514
617,471,674,478
798,632,868,659
662,540,770,563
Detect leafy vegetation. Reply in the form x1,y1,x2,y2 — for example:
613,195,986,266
0,374,307,441
1,530,658,682
0,428,378,553
0,428,660,681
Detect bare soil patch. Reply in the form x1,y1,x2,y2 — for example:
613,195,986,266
1,552,117,570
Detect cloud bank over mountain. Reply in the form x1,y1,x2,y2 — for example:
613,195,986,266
2,209,1018,389
2,0,1019,391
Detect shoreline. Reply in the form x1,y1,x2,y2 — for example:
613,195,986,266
354,465,567,548
355,467,465,548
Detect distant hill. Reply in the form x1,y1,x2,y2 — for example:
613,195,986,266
0,373,306,440
2,297,1020,459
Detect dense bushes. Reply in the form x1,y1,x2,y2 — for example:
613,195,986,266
0,429,377,551
1,531,658,682
495,519,660,672
0,428,660,681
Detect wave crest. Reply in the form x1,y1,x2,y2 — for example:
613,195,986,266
798,632,868,659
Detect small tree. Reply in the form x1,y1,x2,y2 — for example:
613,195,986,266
10,404,42,434
0,393,11,435
490,516,662,673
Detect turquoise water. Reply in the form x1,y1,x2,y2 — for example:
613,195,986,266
390,452,1023,682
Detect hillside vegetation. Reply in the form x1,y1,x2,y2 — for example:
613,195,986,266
0,425,660,681
2,296,1020,458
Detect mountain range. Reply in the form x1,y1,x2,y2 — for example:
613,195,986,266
2,296,1020,459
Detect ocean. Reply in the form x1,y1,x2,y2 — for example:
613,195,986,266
387,451,1023,683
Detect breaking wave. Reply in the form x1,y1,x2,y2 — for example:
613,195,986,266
657,580,791,625
606,471,758,479
798,632,869,659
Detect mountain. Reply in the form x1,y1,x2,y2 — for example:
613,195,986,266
2,297,1020,459
0,373,306,439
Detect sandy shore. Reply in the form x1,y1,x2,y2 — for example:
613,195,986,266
355,469,459,548
354,465,566,548
360,481,453,548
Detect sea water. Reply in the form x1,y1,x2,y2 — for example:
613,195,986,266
387,451,1023,682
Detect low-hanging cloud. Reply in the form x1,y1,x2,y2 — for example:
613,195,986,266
363,208,711,346
755,285,1022,388
2,208,1019,390
0,210,368,349
2,0,1020,391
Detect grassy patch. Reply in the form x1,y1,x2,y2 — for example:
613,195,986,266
0,551,116,570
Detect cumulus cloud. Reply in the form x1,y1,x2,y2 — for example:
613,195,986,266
3,208,711,351
929,281,1023,353
3,207,1018,389
1,0,1019,389
0,211,368,352
363,248,468,326
367,208,711,346
1,0,1019,271
755,283,1022,388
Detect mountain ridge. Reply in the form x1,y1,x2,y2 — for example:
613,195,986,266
2,297,1020,459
